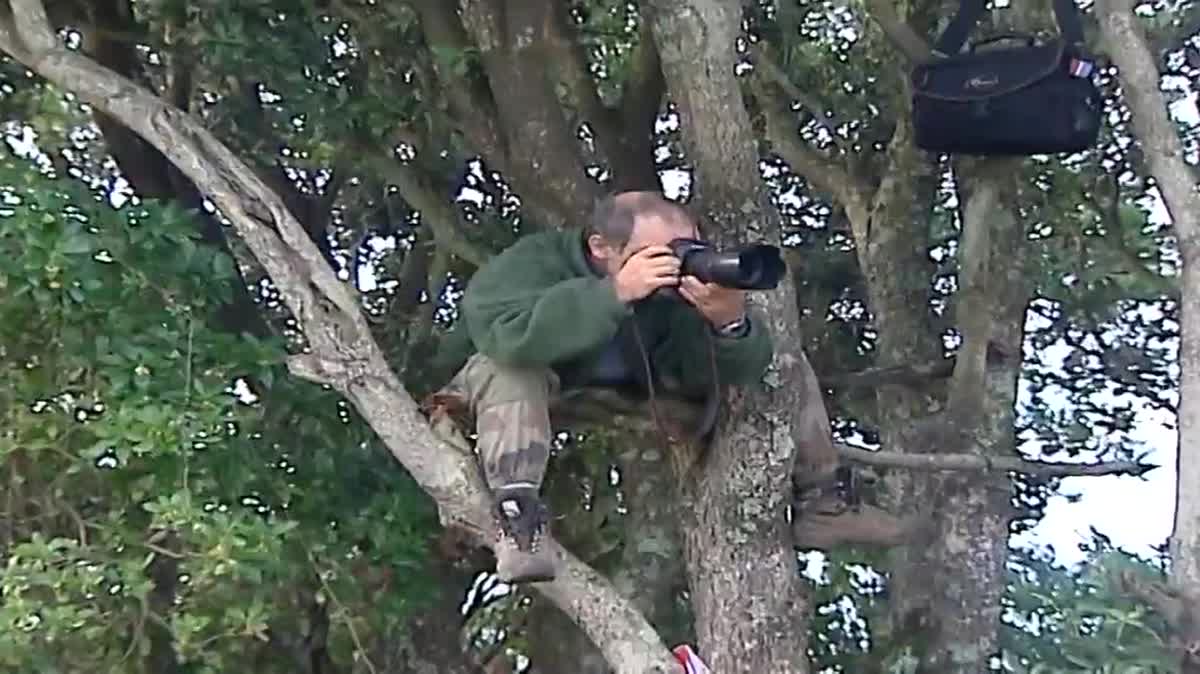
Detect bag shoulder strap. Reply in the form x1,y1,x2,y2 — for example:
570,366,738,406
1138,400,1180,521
1052,0,1086,46
931,0,1085,57
933,0,987,57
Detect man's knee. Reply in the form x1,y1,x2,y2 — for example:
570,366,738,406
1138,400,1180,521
459,353,559,407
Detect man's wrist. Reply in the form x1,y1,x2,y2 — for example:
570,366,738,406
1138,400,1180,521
712,313,750,338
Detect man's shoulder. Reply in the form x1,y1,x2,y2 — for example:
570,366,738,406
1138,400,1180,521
486,228,583,270
500,228,578,256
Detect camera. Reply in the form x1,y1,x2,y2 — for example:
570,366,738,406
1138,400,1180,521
667,237,786,290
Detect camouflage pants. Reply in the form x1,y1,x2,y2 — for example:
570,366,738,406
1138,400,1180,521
439,353,559,491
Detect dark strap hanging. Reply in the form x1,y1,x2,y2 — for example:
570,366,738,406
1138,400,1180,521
932,0,1086,57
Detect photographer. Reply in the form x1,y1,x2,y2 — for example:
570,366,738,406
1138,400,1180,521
430,190,773,583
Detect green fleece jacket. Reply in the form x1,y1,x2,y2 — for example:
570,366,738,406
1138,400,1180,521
429,228,774,398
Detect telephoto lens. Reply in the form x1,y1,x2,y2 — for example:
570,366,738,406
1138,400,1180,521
667,238,786,290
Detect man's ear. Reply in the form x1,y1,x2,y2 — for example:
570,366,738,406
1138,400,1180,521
586,233,614,260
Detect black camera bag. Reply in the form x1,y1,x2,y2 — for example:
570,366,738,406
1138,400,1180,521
911,0,1103,156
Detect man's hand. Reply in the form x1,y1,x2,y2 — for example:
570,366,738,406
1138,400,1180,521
613,245,681,303
679,276,746,328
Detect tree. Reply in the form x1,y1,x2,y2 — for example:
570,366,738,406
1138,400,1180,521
0,0,1194,672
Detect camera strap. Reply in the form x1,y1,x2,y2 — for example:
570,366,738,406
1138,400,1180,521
628,315,721,459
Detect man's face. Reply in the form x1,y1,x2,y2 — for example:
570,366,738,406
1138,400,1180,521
590,213,699,277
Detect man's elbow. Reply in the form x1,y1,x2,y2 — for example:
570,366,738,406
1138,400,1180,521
724,334,775,387
473,335,547,369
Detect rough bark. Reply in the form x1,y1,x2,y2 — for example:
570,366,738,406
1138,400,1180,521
1096,0,1200,668
644,1,820,671
609,435,690,646
0,6,681,672
455,0,601,229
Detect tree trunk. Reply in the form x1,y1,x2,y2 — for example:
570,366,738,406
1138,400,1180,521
645,2,817,671
1095,0,1200,668
879,163,1029,671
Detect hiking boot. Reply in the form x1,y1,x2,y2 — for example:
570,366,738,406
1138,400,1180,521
492,484,556,584
792,466,913,549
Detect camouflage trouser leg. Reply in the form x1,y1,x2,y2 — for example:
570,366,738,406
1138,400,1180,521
439,353,559,492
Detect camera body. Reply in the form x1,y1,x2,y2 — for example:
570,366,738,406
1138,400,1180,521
666,237,786,290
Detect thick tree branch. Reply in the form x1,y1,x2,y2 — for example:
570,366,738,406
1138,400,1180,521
750,44,847,145
409,0,507,166
540,1,666,192
558,388,1159,479
1096,0,1200,245
945,174,993,412
547,3,666,193
756,73,872,217
818,358,955,389
838,445,1159,478
863,0,931,62
0,6,680,672
946,162,1021,425
792,505,917,549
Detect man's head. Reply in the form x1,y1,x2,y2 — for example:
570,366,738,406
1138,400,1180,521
586,191,699,277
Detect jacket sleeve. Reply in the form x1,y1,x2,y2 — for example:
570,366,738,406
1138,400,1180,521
652,304,774,397
462,241,631,367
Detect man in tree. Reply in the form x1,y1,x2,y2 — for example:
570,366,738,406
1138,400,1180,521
430,190,774,583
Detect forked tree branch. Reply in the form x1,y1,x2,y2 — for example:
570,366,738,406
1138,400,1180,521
0,4,679,672
454,0,600,229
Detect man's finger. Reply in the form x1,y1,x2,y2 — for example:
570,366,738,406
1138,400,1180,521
650,259,682,274
680,276,706,293
635,245,675,259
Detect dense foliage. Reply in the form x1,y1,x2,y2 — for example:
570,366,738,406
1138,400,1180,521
0,142,438,671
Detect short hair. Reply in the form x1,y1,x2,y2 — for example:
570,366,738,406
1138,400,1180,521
588,190,692,248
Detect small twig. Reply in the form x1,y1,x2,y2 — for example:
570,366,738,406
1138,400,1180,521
120,596,150,663
142,541,186,559
183,312,193,496
308,551,379,674
1116,570,1184,625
